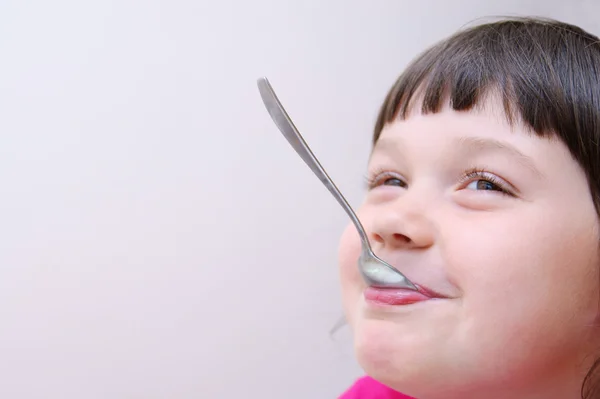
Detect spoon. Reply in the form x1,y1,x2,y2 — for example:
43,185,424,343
256,77,417,290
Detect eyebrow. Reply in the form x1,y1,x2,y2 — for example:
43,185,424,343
371,136,544,179
369,137,399,160
454,136,544,179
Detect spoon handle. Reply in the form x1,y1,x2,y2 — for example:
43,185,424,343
256,77,371,249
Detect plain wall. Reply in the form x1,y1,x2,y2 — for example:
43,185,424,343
1,1,599,398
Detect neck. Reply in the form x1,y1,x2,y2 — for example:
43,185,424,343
412,358,588,399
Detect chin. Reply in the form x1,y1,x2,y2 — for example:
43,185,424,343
352,315,457,398
352,321,521,399
353,318,419,386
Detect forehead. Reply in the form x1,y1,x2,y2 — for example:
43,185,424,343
371,100,568,177
376,95,532,149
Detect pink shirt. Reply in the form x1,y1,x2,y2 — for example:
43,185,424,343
339,376,415,399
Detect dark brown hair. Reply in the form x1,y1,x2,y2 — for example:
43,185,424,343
372,17,600,398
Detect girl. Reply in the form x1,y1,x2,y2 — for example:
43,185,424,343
338,17,600,399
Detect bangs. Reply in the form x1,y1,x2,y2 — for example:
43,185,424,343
373,17,600,157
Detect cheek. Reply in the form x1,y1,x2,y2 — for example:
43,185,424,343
447,208,600,368
455,213,599,308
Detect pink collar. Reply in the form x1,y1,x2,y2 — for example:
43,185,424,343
339,376,415,399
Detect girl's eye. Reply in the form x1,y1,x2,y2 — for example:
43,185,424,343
460,169,514,196
381,177,405,187
365,170,407,190
466,179,503,191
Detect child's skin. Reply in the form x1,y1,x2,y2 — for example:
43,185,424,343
338,94,600,399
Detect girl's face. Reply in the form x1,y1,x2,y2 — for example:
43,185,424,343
338,99,600,398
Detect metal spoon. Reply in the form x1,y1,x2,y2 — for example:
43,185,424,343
256,77,417,290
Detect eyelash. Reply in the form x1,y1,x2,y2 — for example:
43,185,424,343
459,168,513,195
364,167,514,195
364,168,403,190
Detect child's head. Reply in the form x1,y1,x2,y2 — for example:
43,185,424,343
338,17,600,399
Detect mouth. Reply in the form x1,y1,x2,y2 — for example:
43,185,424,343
364,283,447,306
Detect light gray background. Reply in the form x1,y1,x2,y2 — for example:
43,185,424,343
0,1,598,398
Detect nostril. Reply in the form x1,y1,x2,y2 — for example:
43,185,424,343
393,233,411,243
372,233,384,243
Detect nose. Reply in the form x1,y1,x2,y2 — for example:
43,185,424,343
370,202,436,251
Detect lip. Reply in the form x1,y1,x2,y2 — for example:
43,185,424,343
414,283,447,299
364,283,447,306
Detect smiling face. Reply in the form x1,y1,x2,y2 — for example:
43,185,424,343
338,99,600,398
